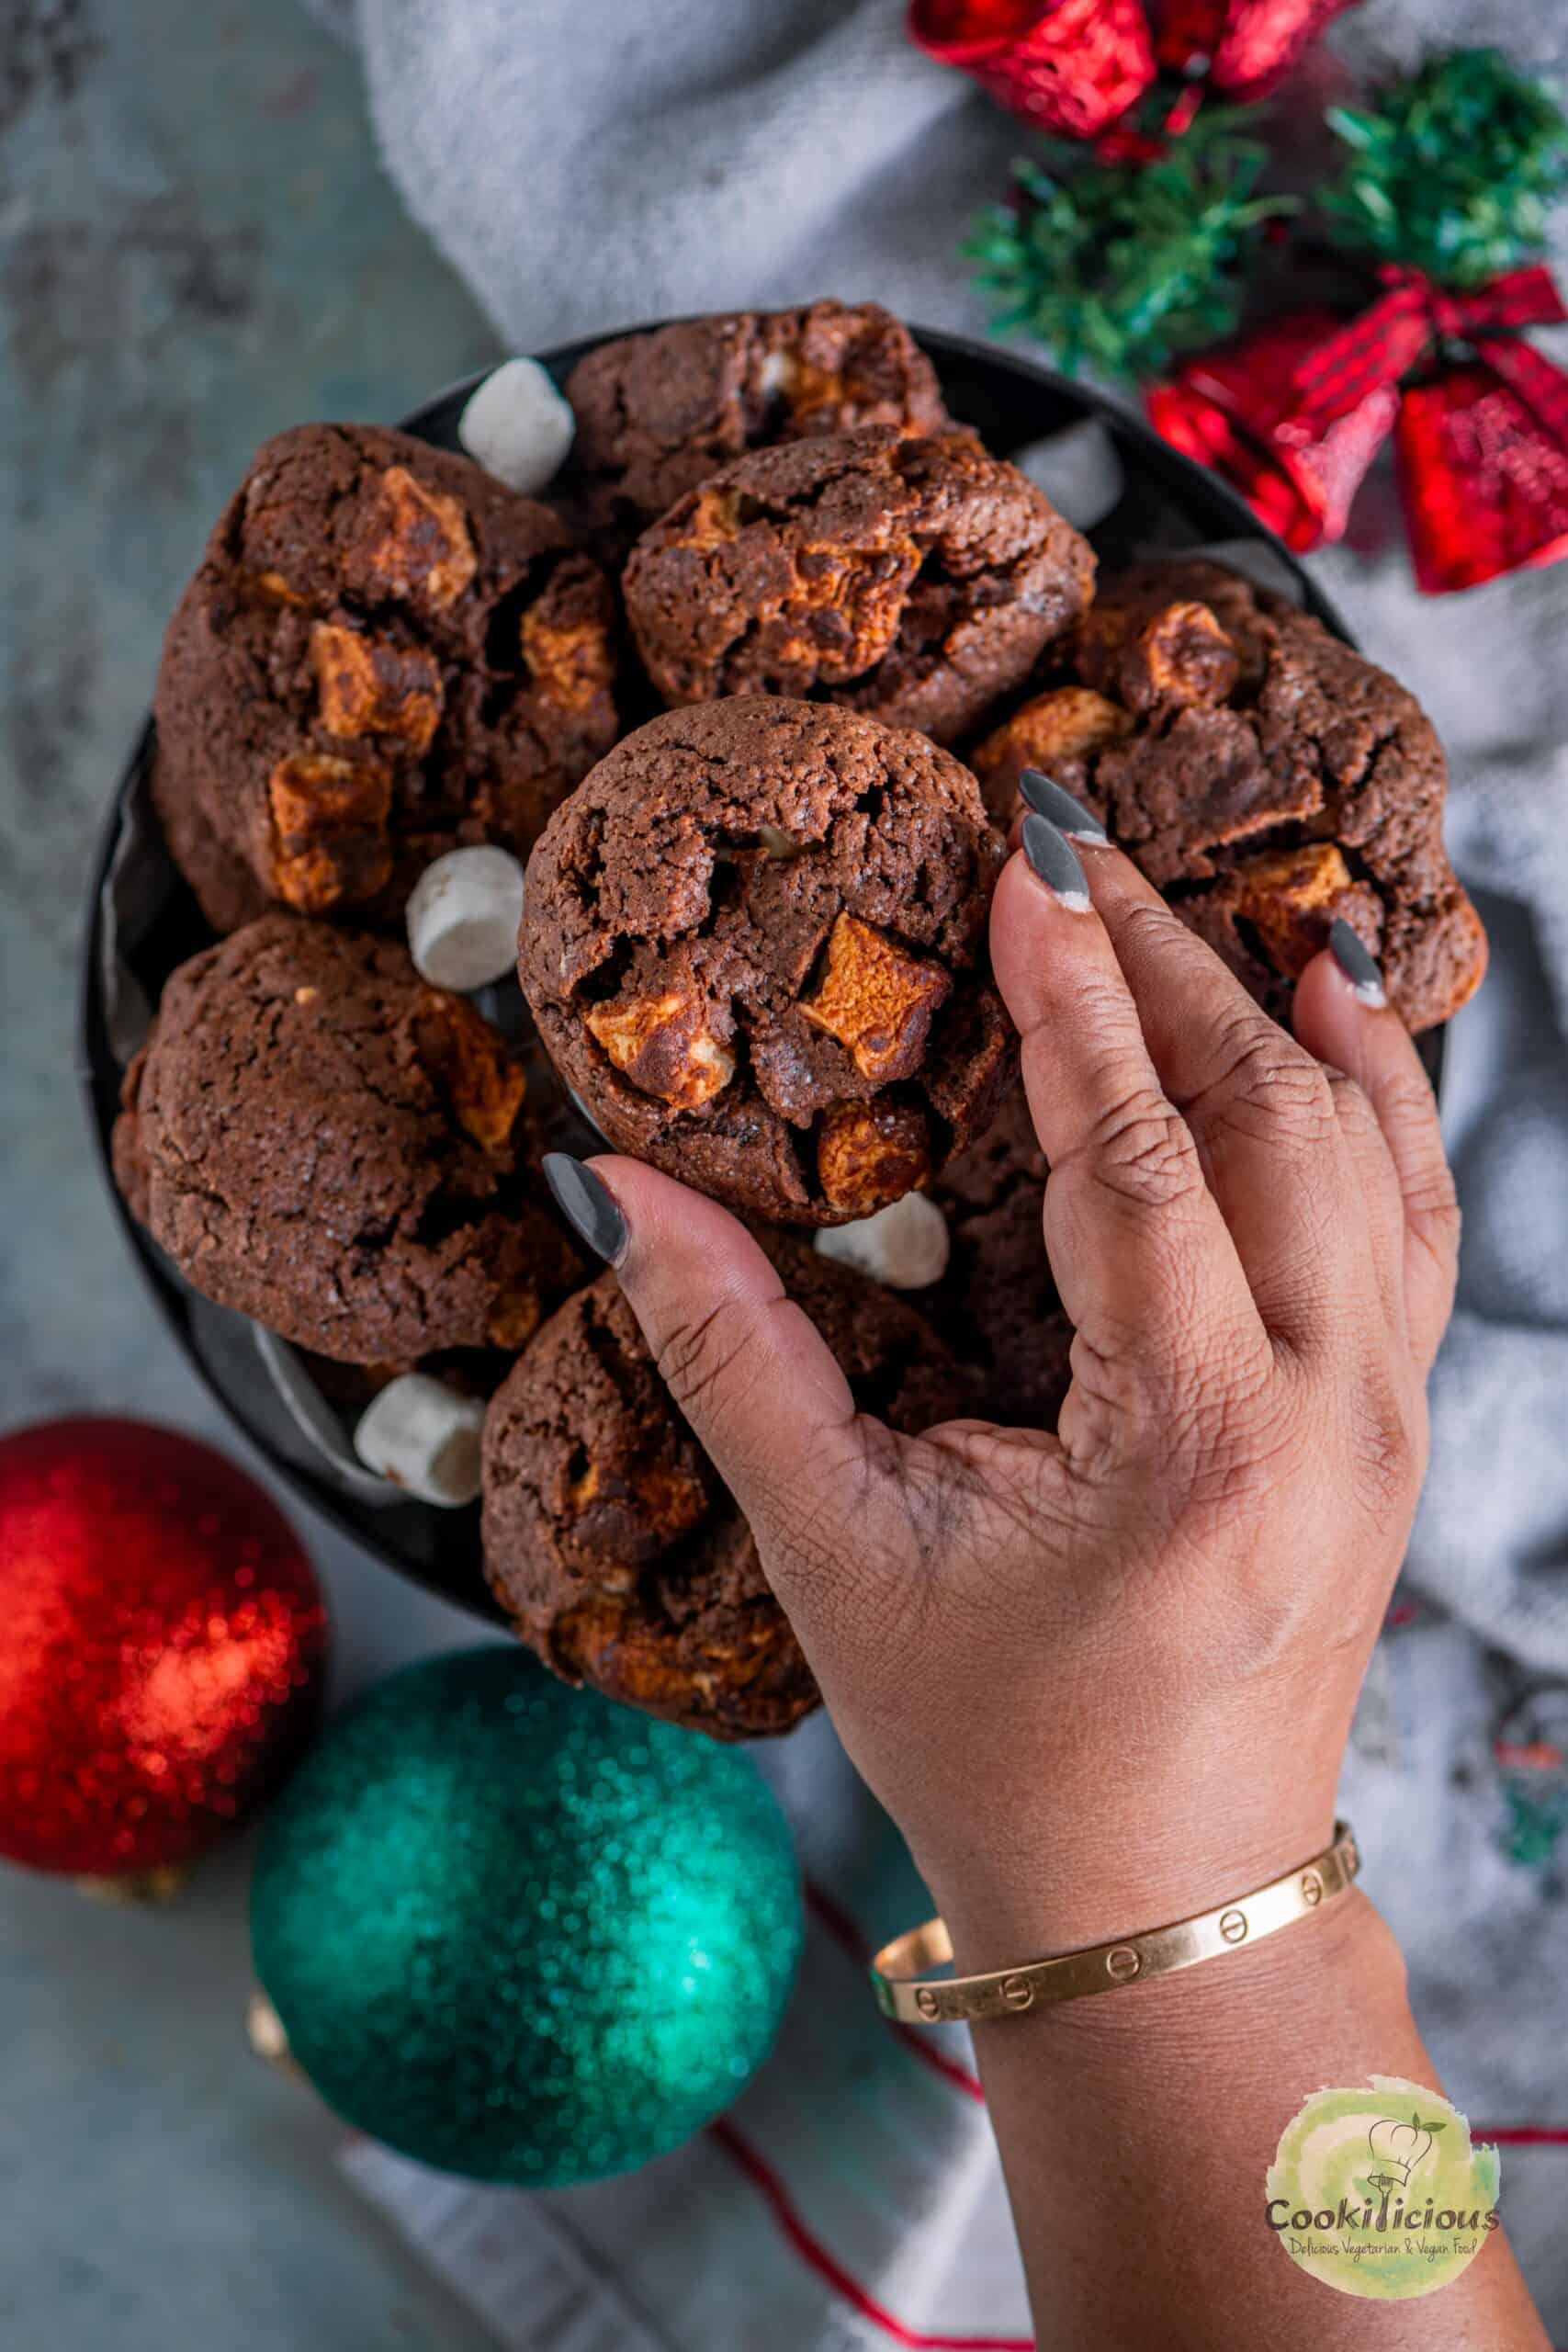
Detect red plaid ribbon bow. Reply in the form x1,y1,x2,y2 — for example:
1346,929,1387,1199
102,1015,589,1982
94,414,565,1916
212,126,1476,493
1147,259,1568,589
1290,262,1568,441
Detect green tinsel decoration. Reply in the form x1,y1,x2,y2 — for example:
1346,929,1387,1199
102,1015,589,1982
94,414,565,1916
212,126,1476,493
964,113,1296,383
1321,49,1568,290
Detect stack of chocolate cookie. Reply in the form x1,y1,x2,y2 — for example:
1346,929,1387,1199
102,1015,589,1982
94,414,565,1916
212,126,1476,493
118,298,1485,1739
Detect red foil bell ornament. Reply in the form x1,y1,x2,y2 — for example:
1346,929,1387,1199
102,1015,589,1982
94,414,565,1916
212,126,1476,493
1149,262,1568,591
1295,264,1568,594
908,0,1359,142
1146,308,1400,550
1396,364,1568,597
0,1419,328,1883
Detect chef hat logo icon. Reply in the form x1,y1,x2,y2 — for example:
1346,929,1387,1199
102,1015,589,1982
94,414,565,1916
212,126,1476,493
1366,2109,1445,2188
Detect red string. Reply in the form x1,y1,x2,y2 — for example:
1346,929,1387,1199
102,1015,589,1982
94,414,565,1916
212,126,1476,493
709,2117,1035,2351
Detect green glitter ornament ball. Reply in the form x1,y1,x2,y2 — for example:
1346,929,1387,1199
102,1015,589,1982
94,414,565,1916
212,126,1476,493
250,1646,803,2186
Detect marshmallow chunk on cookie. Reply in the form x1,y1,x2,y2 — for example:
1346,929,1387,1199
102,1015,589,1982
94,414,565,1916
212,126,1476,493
815,1190,950,1290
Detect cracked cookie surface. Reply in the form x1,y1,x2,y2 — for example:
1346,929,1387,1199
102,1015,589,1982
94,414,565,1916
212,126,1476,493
480,1239,969,1737
519,698,1016,1225
562,299,950,553
112,914,581,1363
152,423,619,933
623,424,1095,745
972,558,1485,1033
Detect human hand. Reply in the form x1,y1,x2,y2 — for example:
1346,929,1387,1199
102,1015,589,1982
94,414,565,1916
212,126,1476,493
544,784,1461,1968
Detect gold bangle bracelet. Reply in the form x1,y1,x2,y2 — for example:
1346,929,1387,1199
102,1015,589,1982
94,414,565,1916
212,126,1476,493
870,1821,1359,2025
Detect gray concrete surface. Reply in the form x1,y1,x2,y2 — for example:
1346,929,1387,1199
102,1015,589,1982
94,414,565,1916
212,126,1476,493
2,5,511,2344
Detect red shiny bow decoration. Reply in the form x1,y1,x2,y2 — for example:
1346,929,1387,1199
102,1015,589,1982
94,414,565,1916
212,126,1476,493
908,0,1356,142
1148,263,1568,592
1291,264,1568,428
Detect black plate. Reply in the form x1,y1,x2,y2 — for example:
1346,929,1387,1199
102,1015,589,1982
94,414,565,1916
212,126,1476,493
78,322,1440,1623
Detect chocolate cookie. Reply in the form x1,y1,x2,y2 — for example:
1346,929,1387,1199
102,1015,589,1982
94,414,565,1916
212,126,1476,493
481,1238,968,1738
150,774,273,935
113,914,581,1363
152,424,619,933
923,1082,1074,1430
562,300,949,550
972,558,1485,1032
519,698,1016,1225
622,425,1095,745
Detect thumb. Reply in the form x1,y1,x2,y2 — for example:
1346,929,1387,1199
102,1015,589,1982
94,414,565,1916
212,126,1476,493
541,1151,863,1555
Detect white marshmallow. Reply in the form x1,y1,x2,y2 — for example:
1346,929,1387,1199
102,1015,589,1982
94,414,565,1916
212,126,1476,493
406,845,525,991
1013,419,1125,532
354,1374,487,1508
458,357,576,494
815,1191,950,1291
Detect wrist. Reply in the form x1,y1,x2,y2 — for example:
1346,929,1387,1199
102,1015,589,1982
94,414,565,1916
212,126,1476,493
897,1660,1358,1973
963,1884,1411,2067
919,1769,1341,1978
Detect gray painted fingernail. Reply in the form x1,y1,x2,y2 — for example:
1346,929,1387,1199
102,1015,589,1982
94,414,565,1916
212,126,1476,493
1019,769,1108,842
543,1152,627,1264
1329,919,1386,1010
1021,813,1091,911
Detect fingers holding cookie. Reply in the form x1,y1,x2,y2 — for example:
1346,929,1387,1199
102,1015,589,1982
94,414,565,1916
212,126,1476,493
990,836,1269,1440
1036,827,1382,1364
1294,937,1461,1374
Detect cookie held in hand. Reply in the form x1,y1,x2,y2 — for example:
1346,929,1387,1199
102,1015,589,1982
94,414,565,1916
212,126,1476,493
972,558,1485,1034
152,424,618,932
480,1239,970,1738
113,915,581,1364
623,424,1095,745
518,698,1016,1226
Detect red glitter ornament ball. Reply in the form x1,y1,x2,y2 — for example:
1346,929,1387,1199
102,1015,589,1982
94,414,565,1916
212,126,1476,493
0,1419,328,1879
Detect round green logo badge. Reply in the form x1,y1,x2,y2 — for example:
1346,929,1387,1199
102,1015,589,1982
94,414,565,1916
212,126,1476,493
1266,2076,1501,2299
